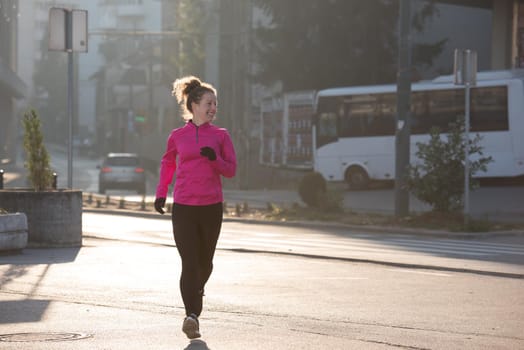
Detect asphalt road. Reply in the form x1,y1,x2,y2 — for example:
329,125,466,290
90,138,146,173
1,213,523,349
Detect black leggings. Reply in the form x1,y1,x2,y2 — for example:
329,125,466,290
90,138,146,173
171,202,223,317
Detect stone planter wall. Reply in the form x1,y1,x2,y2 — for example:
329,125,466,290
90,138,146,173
0,213,28,252
0,189,82,248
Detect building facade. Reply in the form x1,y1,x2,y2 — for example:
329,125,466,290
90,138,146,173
0,0,26,162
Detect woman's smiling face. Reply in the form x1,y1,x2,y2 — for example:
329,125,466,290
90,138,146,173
192,92,217,125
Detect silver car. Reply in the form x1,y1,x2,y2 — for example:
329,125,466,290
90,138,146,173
98,153,146,194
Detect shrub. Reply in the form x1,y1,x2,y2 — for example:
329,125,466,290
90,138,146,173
23,109,53,191
405,116,492,213
298,172,327,208
317,190,344,213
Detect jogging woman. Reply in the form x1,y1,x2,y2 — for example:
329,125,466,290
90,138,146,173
154,76,237,339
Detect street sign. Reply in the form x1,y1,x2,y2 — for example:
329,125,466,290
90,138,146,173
48,8,88,52
454,49,477,86
72,10,88,52
48,8,66,51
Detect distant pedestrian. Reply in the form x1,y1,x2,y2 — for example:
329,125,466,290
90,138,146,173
154,76,237,339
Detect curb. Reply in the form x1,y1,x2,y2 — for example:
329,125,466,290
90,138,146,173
227,247,524,280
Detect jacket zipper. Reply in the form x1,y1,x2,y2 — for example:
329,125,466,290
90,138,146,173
195,125,199,143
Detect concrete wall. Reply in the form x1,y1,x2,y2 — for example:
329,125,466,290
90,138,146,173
0,212,28,252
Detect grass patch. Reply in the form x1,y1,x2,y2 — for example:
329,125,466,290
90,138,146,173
257,203,522,232
384,211,511,232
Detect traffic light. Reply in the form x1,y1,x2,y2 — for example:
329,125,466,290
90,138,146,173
134,114,146,134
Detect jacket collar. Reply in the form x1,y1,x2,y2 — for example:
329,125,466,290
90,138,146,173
188,120,211,128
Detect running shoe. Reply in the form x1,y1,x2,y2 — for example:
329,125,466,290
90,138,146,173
182,313,201,339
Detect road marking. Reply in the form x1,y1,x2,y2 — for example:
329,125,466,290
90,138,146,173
384,238,524,255
219,236,494,257
223,228,524,253
221,227,524,257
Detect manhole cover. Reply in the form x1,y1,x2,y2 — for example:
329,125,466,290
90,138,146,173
0,332,92,342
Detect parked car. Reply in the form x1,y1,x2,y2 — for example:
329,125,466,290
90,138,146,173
98,153,146,194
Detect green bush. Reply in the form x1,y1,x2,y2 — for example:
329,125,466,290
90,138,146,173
317,190,344,213
405,116,492,213
298,171,327,208
23,109,53,191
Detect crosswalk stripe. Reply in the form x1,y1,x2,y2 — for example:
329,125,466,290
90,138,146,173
218,237,494,256
387,238,524,252
382,239,524,255
221,228,524,256
218,240,426,257
380,239,524,255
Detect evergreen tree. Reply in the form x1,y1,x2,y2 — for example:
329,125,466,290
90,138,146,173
23,110,53,191
174,0,211,77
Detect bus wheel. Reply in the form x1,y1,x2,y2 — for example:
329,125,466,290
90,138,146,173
345,166,369,190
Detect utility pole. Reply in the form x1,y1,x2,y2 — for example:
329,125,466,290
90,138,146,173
394,0,412,217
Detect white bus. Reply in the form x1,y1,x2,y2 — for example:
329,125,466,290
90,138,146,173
313,69,524,189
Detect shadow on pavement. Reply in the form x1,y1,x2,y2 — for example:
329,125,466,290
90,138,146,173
184,339,210,350
0,248,81,325
0,299,50,324
0,247,81,265
0,248,80,295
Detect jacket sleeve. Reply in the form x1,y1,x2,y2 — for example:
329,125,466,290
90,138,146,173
155,134,177,198
212,129,236,178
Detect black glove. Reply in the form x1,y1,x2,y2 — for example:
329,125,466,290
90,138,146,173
154,197,166,214
200,146,217,161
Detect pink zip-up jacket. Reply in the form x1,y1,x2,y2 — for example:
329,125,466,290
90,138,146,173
155,121,237,206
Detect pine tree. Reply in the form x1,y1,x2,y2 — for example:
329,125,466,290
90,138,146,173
23,110,53,191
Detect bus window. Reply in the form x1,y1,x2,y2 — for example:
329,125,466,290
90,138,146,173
376,93,396,136
338,94,395,137
426,88,463,133
409,86,508,134
315,97,339,147
411,91,429,134
471,86,508,132
317,112,338,146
